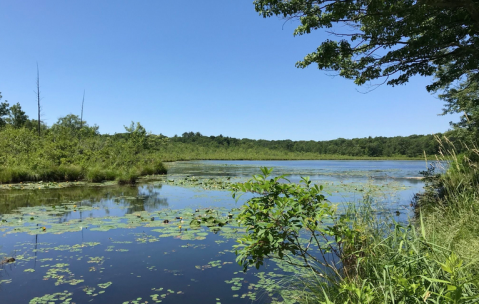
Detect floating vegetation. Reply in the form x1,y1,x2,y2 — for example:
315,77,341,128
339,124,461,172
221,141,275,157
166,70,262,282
82,286,96,296
98,281,113,289
0,203,245,238
158,176,237,190
0,161,419,304
225,277,243,291
43,264,84,286
163,269,182,276
29,291,73,304
87,256,105,264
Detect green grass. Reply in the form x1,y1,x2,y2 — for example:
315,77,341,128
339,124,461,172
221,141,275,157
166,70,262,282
0,163,165,185
116,168,140,185
254,137,479,303
273,196,479,303
0,124,426,185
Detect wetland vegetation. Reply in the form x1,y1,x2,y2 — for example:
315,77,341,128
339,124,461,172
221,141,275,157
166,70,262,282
1,96,478,303
0,95,458,185
0,160,428,303
2,0,479,302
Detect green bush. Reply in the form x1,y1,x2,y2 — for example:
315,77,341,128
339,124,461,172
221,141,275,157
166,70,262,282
0,122,168,184
0,167,30,183
116,168,139,185
86,167,117,183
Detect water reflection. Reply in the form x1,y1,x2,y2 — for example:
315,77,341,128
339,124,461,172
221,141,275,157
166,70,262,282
0,184,169,216
0,161,433,304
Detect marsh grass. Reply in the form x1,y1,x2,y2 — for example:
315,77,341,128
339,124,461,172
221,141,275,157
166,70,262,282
418,136,479,269
258,138,479,303
0,163,164,185
0,165,83,183
85,167,118,183
273,198,479,303
116,168,140,185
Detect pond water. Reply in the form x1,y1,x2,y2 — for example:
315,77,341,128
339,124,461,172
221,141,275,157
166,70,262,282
0,160,430,304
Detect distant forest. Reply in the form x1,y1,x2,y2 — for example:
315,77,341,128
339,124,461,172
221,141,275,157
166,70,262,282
108,131,450,159
168,132,442,158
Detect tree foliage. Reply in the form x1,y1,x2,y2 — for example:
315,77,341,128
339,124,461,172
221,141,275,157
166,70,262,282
231,168,361,275
231,168,349,273
6,103,28,128
0,113,167,184
173,131,442,157
0,92,9,128
436,71,479,143
254,0,479,92
50,114,99,138
124,121,149,152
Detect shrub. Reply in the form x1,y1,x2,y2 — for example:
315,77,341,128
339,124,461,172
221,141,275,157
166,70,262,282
116,168,139,185
86,167,117,183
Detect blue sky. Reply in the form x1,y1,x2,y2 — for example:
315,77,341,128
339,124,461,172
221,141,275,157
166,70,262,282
0,1,458,141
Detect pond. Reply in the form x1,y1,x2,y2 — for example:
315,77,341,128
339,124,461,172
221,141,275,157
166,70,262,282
0,160,430,304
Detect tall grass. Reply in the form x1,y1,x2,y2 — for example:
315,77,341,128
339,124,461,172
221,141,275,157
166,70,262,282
0,165,83,183
264,136,479,303
0,163,166,185
277,202,479,303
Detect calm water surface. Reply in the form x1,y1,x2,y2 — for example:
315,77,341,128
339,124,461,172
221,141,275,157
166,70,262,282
0,160,431,304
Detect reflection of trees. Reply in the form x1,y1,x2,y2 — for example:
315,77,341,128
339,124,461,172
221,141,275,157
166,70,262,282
0,183,168,216
125,184,168,214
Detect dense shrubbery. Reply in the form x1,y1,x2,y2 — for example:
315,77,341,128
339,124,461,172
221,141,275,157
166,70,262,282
1,95,444,184
0,93,456,185
0,101,167,184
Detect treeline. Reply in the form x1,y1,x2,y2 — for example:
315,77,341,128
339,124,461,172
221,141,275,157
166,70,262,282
0,94,453,184
169,131,446,158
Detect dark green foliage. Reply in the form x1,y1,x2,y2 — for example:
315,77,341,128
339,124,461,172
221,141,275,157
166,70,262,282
171,131,443,158
6,102,28,128
0,116,167,184
253,0,479,93
436,72,479,144
0,92,9,128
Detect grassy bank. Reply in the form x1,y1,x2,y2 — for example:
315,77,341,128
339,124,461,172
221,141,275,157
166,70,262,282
320,138,479,303
0,119,428,185
156,143,424,161
230,137,479,303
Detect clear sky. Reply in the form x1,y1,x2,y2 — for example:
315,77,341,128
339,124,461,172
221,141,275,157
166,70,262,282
0,0,458,141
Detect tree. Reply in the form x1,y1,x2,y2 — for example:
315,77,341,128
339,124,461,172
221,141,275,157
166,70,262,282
124,121,149,152
36,63,41,136
53,114,83,131
436,71,479,143
0,92,9,128
80,90,85,129
6,103,28,128
51,114,99,138
253,0,479,92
